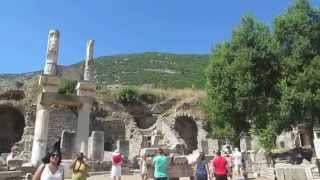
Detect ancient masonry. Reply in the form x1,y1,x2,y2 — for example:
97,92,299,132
31,30,97,166
0,30,214,171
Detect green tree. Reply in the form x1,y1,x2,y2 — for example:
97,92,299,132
275,0,320,130
206,15,281,144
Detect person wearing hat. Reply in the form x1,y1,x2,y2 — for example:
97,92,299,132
70,152,90,180
32,148,64,180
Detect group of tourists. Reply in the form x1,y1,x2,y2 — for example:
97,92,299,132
32,147,90,180
139,147,247,180
30,144,245,180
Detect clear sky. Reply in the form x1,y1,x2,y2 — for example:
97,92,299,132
1,0,315,73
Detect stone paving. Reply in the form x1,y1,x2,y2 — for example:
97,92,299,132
79,174,271,180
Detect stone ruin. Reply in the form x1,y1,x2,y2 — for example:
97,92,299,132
0,30,217,179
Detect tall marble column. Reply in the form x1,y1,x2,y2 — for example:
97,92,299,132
31,103,49,166
74,39,96,155
31,30,60,166
75,102,91,155
31,75,60,166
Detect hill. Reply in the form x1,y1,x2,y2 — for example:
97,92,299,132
0,52,209,89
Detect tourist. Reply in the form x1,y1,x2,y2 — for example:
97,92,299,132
153,148,174,180
211,151,228,180
32,148,64,180
70,153,89,180
140,155,148,180
223,152,233,179
195,152,210,180
111,149,124,180
232,148,242,176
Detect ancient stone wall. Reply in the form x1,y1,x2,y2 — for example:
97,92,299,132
47,107,77,149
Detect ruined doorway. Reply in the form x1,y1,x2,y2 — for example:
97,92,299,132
174,116,198,154
0,105,25,153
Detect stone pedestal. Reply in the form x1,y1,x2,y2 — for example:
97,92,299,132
88,131,104,161
151,135,161,146
61,130,76,159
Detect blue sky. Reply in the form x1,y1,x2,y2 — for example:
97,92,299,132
0,0,314,73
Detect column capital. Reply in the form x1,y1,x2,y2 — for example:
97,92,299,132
76,81,96,97
39,75,60,93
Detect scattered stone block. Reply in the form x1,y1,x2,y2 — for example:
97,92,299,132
61,130,76,159
88,131,104,161
7,159,23,170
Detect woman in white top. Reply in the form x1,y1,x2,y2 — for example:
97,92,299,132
140,155,148,180
32,150,64,180
111,150,124,180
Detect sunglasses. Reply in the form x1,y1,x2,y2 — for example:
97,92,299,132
51,154,60,158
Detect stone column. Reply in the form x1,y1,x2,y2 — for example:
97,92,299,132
31,103,50,166
75,82,96,155
75,102,91,155
84,40,95,81
31,75,60,166
43,30,60,76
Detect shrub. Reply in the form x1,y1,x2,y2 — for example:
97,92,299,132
117,87,138,105
58,79,77,95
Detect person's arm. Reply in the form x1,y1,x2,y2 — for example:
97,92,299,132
32,164,44,180
70,160,77,169
205,163,211,180
169,153,175,165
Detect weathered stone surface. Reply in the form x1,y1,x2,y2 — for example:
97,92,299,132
88,131,104,161
61,130,76,159
84,40,96,82
43,30,59,76
7,159,23,170
274,163,316,180
0,171,25,179
116,140,129,159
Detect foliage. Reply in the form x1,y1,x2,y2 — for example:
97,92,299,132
84,52,209,89
206,0,320,147
206,15,281,143
275,0,320,129
250,126,276,153
58,79,77,95
117,87,138,105
1,53,209,90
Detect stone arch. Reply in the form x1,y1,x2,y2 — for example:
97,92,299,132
0,104,25,153
126,104,156,129
174,115,198,154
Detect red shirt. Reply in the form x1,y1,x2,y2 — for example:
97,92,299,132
212,156,228,175
112,153,123,165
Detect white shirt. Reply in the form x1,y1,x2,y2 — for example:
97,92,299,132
40,164,64,180
232,151,242,165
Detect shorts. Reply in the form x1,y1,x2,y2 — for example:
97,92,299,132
215,174,228,180
155,177,168,180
